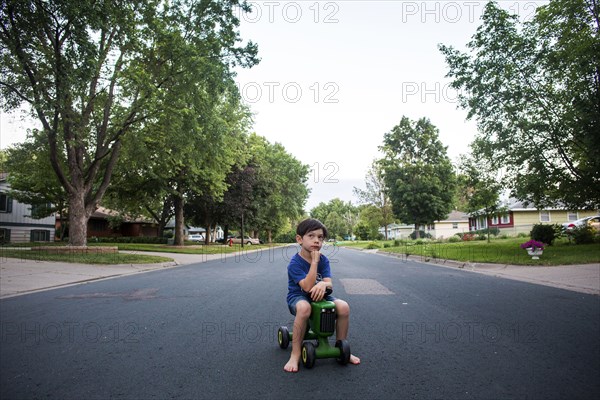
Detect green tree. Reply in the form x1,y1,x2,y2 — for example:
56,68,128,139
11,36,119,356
439,0,600,210
356,204,383,240
380,116,456,238
249,135,310,243
324,211,346,239
0,0,258,246
310,198,357,238
353,159,394,239
458,148,504,242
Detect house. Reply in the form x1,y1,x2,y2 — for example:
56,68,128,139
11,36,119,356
379,211,470,240
379,223,413,239
0,173,56,244
433,210,470,239
55,206,159,239
469,198,599,235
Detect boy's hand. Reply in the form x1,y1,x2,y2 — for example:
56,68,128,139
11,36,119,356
309,281,327,301
310,250,321,264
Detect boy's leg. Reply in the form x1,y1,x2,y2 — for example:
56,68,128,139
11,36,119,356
284,300,311,372
333,299,361,365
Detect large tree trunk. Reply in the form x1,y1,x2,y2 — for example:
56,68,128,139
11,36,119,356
174,195,185,246
205,223,211,245
267,229,272,244
414,223,420,239
68,192,90,246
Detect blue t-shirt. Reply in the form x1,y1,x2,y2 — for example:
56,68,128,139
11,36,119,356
287,252,331,304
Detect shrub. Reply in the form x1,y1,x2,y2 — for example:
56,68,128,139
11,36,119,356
447,236,461,243
530,224,560,245
94,236,168,244
365,242,380,249
393,239,401,246
570,225,596,245
472,227,500,237
383,242,391,248
409,230,432,240
462,233,475,241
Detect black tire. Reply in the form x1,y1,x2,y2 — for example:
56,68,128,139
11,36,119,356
246,241,252,245
278,326,289,349
301,342,316,369
335,339,351,365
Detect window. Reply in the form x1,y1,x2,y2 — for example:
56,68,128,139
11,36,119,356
90,219,108,232
567,212,578,221
540,211,550,222
491,215,499,225
479,217,487,229
452,223,458,229
0,193,13,213
501,214,510,224
30,230,50,242
0,228,11,244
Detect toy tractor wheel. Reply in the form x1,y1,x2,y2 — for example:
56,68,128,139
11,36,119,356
277,326,290,349
301,342,316,369
335,339,351,365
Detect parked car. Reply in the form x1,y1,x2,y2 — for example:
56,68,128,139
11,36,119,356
230,235,260,245
216,235,234,244
186,234,204,242
562,216,600,232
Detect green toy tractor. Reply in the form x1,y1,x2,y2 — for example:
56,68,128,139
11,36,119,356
277,290,351,369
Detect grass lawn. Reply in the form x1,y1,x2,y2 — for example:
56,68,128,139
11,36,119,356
10,241,274,254
1,242,280,264
0,248,173,264
338,237,600,266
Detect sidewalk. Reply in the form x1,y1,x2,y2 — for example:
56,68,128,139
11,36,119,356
0,251,230,299
386,252,600,296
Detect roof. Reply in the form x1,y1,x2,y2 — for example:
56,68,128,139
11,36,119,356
442,210,470,222
380,211,470,230
90,206,155,224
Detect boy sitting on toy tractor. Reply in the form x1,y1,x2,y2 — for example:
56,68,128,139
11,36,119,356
281,219,360,373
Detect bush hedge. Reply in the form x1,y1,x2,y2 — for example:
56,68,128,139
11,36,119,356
409,230,432,240
569,225,597,245
530,223,560,245
91,236,168,244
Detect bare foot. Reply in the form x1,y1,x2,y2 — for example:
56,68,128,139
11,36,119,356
284,355,300,372
349,354,361,365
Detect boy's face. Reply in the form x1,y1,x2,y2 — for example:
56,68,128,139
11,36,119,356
296,228,325,252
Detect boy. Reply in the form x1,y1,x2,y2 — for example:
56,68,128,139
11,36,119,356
284,218,360,372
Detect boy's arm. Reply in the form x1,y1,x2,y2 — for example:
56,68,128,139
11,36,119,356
298,250,320,292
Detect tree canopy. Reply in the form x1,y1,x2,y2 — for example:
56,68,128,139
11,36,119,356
353,159,394,239
0,0,258,245
379,116,456,238
439,0,600,209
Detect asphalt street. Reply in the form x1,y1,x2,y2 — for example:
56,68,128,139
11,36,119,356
1,246,599,399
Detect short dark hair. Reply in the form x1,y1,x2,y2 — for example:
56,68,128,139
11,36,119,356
296,218,328,238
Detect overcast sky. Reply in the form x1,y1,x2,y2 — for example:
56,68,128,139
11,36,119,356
233,0,546,210
0,0,546,211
